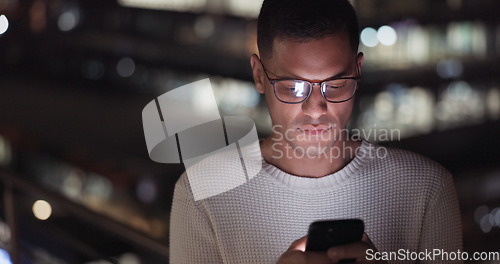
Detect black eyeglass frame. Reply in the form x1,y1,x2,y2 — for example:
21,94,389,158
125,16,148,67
259,59,362,104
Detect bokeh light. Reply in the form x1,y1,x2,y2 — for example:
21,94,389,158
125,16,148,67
436,58,463,79
487,88,500,120
118,0,206,12
116,57,136,78
57,11,79,32
480,213,492,233
33,200,52,220
82,60,106,80
474,205,500,233
495,209,500,226
361,27,378,47
118,253,140,264
194,16,215,39
0,221,11,244
377,25,397,46
136,178,157,204
0,15,9,35
0,135,12,166
0,249,12,264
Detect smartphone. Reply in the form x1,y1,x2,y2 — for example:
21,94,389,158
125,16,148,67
305,219,364,252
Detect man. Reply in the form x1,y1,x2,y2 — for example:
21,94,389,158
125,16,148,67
170,0,462,263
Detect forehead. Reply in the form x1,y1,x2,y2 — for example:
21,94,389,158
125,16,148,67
267,34,355,79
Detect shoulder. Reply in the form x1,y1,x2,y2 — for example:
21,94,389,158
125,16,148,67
174,140,263,201
361,141,451,189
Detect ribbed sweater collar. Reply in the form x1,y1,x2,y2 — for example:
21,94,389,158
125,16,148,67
261,141,374,191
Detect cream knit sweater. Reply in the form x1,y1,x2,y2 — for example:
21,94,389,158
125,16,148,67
169,141,462,263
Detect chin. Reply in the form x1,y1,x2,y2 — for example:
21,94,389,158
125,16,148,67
288,138,336,158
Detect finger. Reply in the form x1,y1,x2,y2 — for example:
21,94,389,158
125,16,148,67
288,236,307,252
361,232,374,245
277,250,332,264
277,250,307,264
327,241,371,263
305,251,337,264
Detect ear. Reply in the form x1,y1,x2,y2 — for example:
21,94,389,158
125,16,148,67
250,54,266,94
356,52,364,76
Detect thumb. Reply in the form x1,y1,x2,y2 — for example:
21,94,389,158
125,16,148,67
288,236,307,252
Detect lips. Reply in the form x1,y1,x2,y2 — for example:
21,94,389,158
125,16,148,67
297,124,333,138
298,124,332,131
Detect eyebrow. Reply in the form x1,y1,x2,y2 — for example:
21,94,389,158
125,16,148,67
266,66,353,82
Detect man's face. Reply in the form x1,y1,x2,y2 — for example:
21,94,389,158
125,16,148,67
253,34,363,156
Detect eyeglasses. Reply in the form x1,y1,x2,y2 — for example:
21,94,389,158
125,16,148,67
259,60,361,104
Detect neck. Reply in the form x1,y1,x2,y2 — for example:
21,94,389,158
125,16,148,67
260,135,361,178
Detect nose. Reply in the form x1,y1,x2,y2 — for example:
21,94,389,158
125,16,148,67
301,84,327,119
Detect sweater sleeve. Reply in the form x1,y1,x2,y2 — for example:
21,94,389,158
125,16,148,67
169,173,223,264
418,170,463,263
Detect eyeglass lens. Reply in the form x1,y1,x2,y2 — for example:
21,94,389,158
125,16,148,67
274,79,357,103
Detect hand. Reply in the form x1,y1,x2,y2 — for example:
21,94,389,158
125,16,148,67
277,236,333,264
277,233,388,264
326,233,388,264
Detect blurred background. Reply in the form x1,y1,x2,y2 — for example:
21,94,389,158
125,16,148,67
0,0,499,263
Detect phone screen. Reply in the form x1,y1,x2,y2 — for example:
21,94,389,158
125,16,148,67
305,219,364,252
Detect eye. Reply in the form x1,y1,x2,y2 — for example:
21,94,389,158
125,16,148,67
280,86,297,93
323,84,344,94
277,81,307,97
325,84,341,89
324,80,347,90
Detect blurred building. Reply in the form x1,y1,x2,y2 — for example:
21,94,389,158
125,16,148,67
0,0,499,263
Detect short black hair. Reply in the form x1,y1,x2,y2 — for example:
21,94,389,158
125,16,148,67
257,0,360,59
